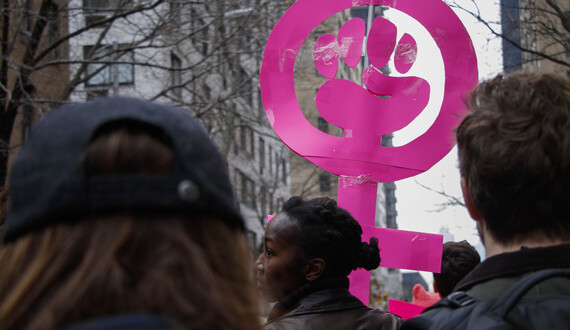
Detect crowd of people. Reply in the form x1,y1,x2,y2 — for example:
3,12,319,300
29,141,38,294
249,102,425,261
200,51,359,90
0,70,568,329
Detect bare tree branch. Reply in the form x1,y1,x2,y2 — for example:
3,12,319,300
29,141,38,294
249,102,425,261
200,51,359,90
414,178,465,212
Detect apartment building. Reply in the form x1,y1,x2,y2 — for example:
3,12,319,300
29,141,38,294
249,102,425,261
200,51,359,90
67,0,291,252
501,0,569,74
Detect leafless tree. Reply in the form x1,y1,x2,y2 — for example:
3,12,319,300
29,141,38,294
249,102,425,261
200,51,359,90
415,179,466,212
0,0,293,186
448,0,569,71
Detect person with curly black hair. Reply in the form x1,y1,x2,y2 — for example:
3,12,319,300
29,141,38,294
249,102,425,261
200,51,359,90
255,196,402,329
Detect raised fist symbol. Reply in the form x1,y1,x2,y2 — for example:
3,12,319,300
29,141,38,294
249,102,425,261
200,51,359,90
260,0,478,182
314,17,429,150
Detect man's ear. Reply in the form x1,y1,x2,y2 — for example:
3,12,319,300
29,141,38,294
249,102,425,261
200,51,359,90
304,258,326,282
461,177,482,221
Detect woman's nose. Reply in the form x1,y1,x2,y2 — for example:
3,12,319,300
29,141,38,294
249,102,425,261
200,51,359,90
255,254,264,272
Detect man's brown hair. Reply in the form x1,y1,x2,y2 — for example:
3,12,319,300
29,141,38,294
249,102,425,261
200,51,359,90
456,72,570,245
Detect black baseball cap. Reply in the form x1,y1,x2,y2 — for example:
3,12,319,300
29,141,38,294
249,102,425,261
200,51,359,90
3,97,244,242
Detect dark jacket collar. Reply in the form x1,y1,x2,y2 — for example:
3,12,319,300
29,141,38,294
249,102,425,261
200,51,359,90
59,314,171,329
455,243,570,292
267,277,363,323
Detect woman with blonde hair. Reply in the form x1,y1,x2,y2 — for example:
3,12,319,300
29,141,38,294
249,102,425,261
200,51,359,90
0,97,260,329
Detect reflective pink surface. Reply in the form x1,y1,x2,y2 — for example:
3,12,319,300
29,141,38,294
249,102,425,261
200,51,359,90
260,0,478,304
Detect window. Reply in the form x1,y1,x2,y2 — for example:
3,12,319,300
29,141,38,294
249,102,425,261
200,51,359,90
19,0,31,34
258,88,264,118
269,192,274,215
239,69,252,105
260,187,268,217
21,102,33,143
191,10,208,55
247,127,254,154
84,45,134,87
319,173,331,192
259,138,265,174
171,53,182,98
268,146,273,173
238,121,254,155
281,157,287,184
47,4,59,58
236,171,255,209
274,152,278,175
83,0,117,26
246,230,257,252
169,0,181,23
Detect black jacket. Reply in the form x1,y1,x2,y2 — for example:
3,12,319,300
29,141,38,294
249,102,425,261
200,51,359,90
264,277,402,330
454,244,570,300
59,314,172,329
400,244,570,329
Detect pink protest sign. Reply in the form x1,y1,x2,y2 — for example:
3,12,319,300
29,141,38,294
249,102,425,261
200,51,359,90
314,34,339,79
260,0,477,304
260,0,477,182
337,18,365,68
362,226,443,272
388,299,427,320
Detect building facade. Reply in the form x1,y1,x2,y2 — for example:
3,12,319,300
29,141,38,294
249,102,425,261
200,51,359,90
500,0,569,75
3,0,70,178
66,0,291,253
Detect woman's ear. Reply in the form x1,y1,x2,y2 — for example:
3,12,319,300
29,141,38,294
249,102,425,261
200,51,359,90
304,258,326,282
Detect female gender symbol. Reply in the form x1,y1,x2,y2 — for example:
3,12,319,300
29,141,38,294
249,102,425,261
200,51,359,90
260,0,478,304
260,0,477,182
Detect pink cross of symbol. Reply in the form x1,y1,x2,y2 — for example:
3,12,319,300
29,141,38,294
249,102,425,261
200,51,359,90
260,0,478,304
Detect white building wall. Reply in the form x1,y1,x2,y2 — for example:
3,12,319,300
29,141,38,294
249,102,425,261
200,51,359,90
67,0,290,253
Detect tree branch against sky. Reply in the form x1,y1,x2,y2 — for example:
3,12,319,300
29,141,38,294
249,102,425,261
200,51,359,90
0,0,290,186
448,0,569,69
414,178,465,212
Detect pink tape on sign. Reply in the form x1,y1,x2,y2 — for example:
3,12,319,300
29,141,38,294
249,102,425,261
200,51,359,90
314,34,339,79
338,18,365,68
395,33,417,74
